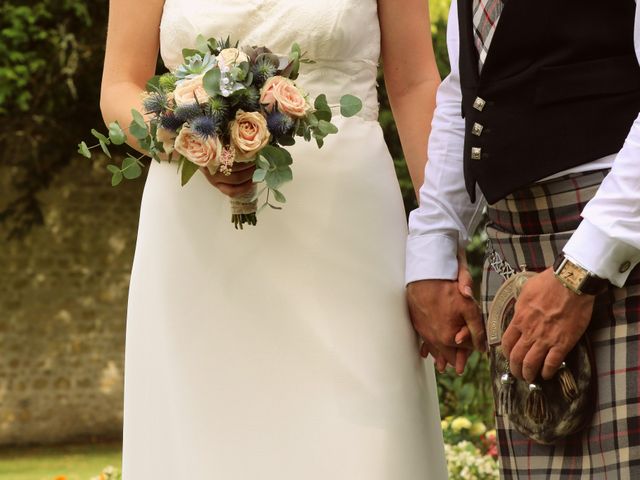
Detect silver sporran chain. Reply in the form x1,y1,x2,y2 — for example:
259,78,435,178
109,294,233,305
485,239,516,281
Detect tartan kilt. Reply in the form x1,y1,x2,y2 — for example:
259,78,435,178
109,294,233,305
481,169,640,479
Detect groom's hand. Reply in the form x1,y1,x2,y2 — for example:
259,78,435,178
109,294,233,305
407,280,486,371
501,267,595,383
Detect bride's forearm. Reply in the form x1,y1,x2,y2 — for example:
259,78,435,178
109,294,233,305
100,81,151,156
387,78,440,200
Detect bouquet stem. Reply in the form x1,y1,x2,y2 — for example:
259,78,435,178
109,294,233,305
230,184,258,229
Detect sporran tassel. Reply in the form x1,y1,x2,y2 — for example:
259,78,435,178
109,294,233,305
525,383,550,424
500,372,515,415
558,362,579,402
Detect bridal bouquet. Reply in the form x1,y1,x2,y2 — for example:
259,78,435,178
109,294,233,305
79,37,362,228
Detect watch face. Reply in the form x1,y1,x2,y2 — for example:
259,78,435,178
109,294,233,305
558,262,588,291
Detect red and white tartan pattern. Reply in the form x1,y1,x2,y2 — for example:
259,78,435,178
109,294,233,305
473,0,504,71
482,170,640,478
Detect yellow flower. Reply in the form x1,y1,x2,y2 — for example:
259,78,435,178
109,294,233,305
441,419,449,431
470,421,487,436
486,429,497,440
450,416,472,432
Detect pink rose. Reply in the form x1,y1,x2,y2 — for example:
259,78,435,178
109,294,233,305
216,48,250,69
174,126,222,173
173,75,209,106
260,76,310,118
156,126,178,155
230,110,271,160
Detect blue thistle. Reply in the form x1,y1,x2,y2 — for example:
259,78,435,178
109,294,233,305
267,111,296,137
208,96,230,123
160,112,183,132
143,92,168,115
191,115,219,138
252,57,278,87
174,103,204,123
235,87,261,112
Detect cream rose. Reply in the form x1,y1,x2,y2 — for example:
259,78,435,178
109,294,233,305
156,126,178,155
230,110,271,160
174,126,222,172
217,48,250,68
260,76,310,118
173,75,209,106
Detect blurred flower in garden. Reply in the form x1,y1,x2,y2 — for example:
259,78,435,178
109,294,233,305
445,441,499,480
442,415,499,478
451,416,472,432
470,421,487,436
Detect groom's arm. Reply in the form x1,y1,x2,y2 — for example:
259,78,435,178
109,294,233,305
406,2,486,367
562,5,640,286
406,1,483,284
501,3,640,386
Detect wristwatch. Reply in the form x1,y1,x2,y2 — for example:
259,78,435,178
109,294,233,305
553,254,609,296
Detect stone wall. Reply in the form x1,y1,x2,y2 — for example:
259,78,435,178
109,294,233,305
0,156,144,446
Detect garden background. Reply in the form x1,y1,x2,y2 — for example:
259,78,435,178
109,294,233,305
0,0,496,478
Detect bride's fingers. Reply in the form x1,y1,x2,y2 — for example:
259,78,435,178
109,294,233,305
455,326,471,346
455,349,470,375
456,247,474,299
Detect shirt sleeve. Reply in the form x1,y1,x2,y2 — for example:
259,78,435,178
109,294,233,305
405,1,484,285
563,5,640,288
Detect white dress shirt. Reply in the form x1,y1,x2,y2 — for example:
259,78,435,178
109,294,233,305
406,1,640,288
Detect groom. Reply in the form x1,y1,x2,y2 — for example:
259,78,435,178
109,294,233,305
407,0,640,477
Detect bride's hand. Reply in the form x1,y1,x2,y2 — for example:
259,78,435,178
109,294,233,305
201,162,256,198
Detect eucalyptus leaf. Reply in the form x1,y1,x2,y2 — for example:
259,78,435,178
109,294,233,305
122,156,143,180
131,109,147,128
108,122,126,145
111,171,123,187
253,168,268,183
78,141,91,159
314,94,330,112
91,129,110,144
318,120,339,135
129,120,148,140
315,136,324,149
307,112,319,128
256,156,270,170
260,145,289,167
265,167,293,190
181,159,199,186
203,67,222,96
277,136,295,147
99,139,112,158
107,165,120,174
195,34,209,54
272,189,287,204
340,94,363,118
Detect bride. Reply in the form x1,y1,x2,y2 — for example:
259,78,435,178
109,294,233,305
101,0,449,478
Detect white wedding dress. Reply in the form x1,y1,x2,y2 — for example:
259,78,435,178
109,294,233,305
122,0,447,478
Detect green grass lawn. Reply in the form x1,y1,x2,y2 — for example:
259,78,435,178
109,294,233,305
0,443,122,480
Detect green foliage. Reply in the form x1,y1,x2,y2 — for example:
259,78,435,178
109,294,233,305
437,351,495,426
0,0,108,238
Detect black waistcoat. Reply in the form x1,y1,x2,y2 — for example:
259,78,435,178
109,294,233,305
458,0,640,203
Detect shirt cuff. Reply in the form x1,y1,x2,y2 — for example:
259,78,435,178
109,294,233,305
563,219,640,288
405,234,459,285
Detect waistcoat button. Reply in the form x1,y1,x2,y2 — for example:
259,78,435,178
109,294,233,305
473,97,486,111
471,147,482,160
